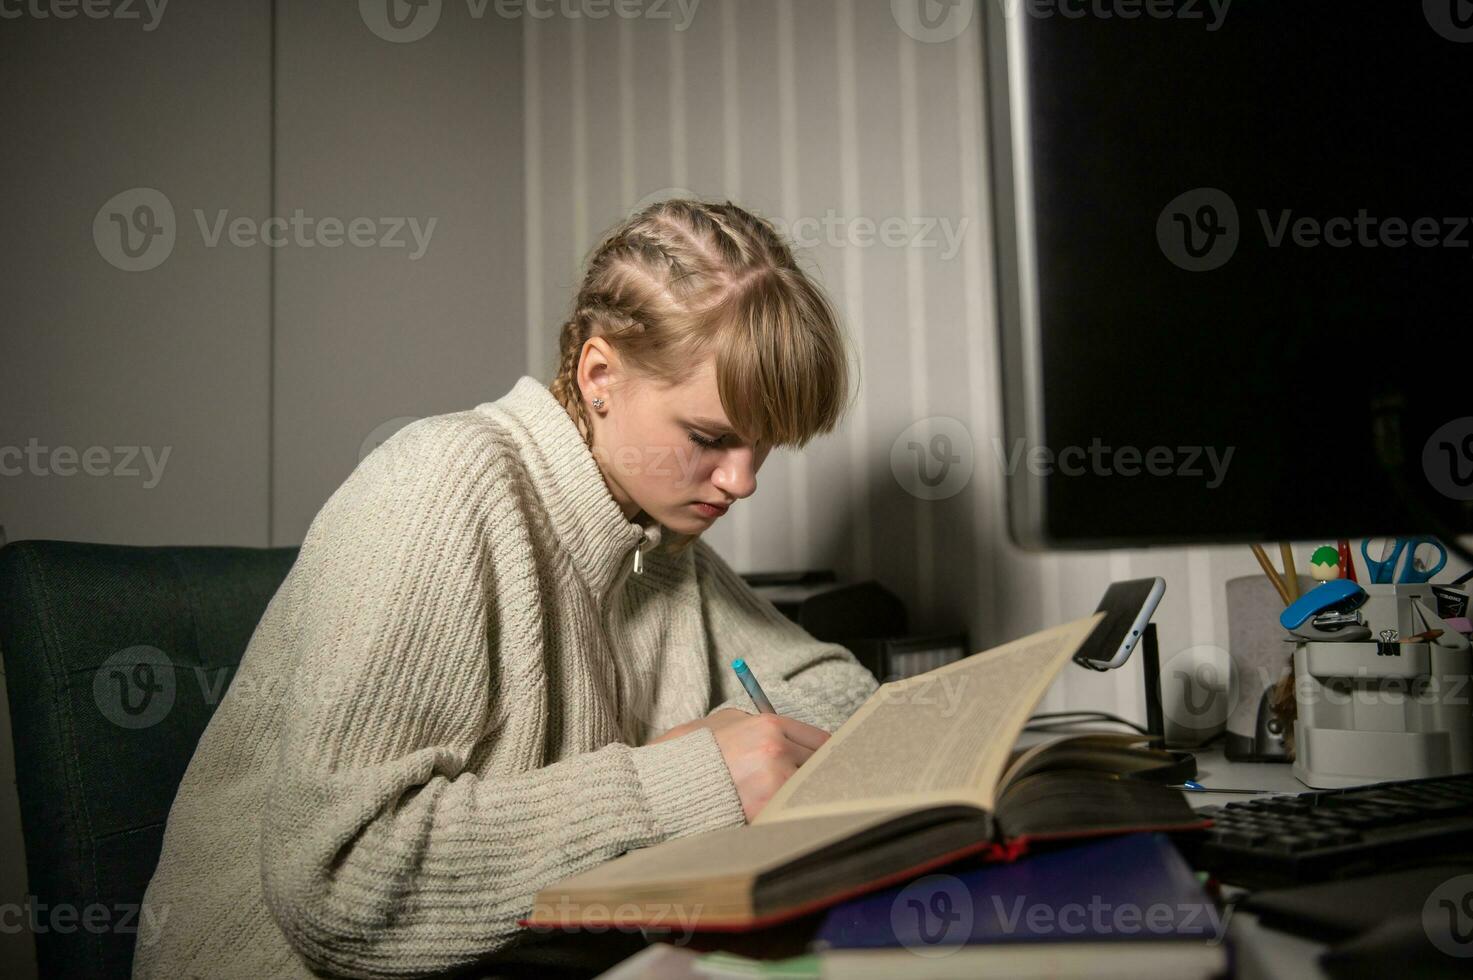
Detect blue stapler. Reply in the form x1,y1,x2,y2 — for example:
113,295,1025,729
1279,579,1369,636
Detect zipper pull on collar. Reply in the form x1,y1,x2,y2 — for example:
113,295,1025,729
631,521,662,576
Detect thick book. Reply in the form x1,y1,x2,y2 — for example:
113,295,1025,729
521,614,1210,933
808,832,1228,978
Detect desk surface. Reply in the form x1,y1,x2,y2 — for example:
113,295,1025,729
1179,744,1330,980
1184,744,1322,806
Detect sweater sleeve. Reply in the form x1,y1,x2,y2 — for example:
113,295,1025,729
694,541,880,734
258,418,745,979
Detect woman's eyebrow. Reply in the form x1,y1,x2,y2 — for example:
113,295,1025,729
685,415,733,434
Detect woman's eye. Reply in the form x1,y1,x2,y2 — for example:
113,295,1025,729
688,431,722,449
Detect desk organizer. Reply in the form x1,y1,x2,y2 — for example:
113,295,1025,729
1292,582,1472,788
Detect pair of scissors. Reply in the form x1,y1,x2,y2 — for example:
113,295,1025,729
1360,536,1448,584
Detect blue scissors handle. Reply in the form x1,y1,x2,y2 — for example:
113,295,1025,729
1360,536,1447,584
1361,537,1403,584
1399,537,1446,583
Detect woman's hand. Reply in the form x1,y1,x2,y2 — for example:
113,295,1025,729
647,708,751,745
711,713,829,822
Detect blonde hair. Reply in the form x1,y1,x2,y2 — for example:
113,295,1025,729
548,198,854,554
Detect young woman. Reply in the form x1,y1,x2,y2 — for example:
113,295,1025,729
134,199,879,978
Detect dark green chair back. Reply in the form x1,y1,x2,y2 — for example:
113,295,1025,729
0,540,297,980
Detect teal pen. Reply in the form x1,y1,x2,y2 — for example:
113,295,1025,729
730,658,776,714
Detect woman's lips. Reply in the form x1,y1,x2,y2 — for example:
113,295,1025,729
694,501,728,518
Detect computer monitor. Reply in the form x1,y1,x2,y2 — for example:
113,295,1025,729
983,0,1472,549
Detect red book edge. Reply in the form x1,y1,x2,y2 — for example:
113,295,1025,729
516,816,1213,934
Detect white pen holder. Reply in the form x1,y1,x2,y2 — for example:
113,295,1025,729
1292,583,1473,788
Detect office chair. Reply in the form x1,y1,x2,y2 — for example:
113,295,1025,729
0,540,297,980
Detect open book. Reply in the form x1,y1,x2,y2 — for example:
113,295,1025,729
522,613,1208,932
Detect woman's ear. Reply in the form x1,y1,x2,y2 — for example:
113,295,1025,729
577,337,622,408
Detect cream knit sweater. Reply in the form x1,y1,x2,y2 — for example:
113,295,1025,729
132,375,879,979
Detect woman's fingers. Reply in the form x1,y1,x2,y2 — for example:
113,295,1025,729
768,714,831,752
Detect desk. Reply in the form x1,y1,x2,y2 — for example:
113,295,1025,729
1183,743,1308,804
1180,744,1332,980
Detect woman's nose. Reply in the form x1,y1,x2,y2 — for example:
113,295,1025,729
713,451,758,500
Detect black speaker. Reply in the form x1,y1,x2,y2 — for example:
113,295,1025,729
740,571,966,681
740,571,907,642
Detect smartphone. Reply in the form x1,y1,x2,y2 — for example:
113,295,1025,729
1073,577,1167,670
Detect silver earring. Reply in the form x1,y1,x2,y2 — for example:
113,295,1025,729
591,397,605,410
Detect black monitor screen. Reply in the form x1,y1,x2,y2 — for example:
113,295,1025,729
984,0,1471,548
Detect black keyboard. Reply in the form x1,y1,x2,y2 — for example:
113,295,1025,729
1179,772,1473,888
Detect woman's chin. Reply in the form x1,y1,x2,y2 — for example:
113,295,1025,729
659,509,711,534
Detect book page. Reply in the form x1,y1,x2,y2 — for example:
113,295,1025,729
995,731,1152,796
753,613,1105,825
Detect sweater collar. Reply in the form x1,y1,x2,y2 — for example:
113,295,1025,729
487,375,665,601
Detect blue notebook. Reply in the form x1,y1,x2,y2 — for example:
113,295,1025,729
810,832,1225,952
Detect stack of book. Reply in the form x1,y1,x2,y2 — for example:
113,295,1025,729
522,616,1227,978
597,834,1227,979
